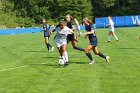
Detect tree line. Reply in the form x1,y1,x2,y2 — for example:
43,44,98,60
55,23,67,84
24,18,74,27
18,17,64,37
1,0,140,26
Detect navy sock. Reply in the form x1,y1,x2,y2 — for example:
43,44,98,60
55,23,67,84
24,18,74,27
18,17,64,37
86,52,93,61
46,44,49,51
73,46,85,51
98,52,106,59
48,43,52,48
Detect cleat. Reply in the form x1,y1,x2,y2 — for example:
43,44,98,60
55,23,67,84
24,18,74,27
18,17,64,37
65,62,69,66
48,50,51,52
106,56,110,62
108,41,110,43
89,60,95,64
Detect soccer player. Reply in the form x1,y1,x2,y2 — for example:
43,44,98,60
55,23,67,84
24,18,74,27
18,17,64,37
74,18,81,36
53,20,74,65
42,18,54,52
107,16,119,42
65,14,85,51
81,17,110,64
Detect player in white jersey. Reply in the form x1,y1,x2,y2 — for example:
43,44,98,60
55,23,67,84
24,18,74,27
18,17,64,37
74,18,81,35
107,16,119,42
53,20,74,65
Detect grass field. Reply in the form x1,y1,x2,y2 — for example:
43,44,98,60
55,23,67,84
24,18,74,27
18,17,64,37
0,27,140,93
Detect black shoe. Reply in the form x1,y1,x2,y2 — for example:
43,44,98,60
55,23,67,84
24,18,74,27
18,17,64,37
65,62,69,66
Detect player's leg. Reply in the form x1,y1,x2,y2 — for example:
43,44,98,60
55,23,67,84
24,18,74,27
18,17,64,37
67,39,70,44
108,31,111,42
72,41,85,51
92,47,110,62
57,46,63,57
61,44,69,65
112,32,119,41
73,32,78,41
45,37,50,51
85,45,94,64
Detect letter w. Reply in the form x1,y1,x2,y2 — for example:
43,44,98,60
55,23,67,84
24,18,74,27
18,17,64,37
131,16,140,25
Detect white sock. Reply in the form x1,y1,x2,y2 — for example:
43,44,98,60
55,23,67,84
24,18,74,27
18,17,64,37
63,51,68,62
114,35,118,40
108,35,111,41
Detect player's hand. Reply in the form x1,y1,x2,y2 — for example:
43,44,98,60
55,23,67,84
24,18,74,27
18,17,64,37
85,35,87,39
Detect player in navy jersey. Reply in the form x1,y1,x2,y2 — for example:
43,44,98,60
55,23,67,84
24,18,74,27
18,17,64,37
42,18,54,52
65,14,85,51
81,17,110,64
65,15,94,63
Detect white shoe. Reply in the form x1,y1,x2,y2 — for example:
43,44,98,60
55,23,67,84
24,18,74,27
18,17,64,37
48,49,51,52
106,56,110,62
51,47,54,51
89,60,95,64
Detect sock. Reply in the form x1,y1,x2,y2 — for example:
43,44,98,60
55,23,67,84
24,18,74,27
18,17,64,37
46,44,49,51
108,35,111,41
86,52,93,61
63,51,68,62
114,35,118,41
73,46,85,51
48,43,52,48
98,52,106,59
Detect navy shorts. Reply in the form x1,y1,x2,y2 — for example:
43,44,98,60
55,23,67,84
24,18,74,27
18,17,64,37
67,33,74,41
89,36,98,47
44,31,50,38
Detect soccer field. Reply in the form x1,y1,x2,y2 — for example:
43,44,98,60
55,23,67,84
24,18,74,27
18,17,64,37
0,27,140,93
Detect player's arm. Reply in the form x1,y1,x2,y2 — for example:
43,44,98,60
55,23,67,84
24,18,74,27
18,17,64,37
68,28,74,34
107,24,111,26
71,25,75,30
49,28,56,34
81,29,94,35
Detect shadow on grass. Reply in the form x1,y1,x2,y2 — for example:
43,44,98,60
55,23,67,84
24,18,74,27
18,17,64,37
24,50,47,53
118,48,140,50
70,61,106,64
70,61,89,64
29,63,69,68
29,63,57,67
40,56,58,59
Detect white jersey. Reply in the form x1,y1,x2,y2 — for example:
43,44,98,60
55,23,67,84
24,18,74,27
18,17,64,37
74,19,80,30
54,26,73,47
109,19,114,32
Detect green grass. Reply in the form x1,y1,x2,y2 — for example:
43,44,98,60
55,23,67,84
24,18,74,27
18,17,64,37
0,27,140,93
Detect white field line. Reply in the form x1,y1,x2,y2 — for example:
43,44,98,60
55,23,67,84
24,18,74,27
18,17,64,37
0,63,48,72
0,65,29,72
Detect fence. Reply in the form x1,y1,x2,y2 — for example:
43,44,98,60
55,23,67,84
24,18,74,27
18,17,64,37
0,25,87,35
95,15,140,28
0,27,43,35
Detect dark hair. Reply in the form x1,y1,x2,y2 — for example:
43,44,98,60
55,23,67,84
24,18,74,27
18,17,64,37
59,19,65,24
56,19,65,28
66,14,73,21
108,15,112,19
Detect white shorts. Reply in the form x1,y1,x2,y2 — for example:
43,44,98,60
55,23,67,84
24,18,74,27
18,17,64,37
110,28,114,32
75,25,80,30
55,42,67,47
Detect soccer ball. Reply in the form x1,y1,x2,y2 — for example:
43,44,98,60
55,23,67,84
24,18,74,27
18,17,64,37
58,58,65,65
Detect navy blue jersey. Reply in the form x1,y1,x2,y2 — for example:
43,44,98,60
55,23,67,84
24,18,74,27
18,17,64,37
85,24,98,47
67,20,73,29
43,23,50,37
85,24,96,37
43,23,50,32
